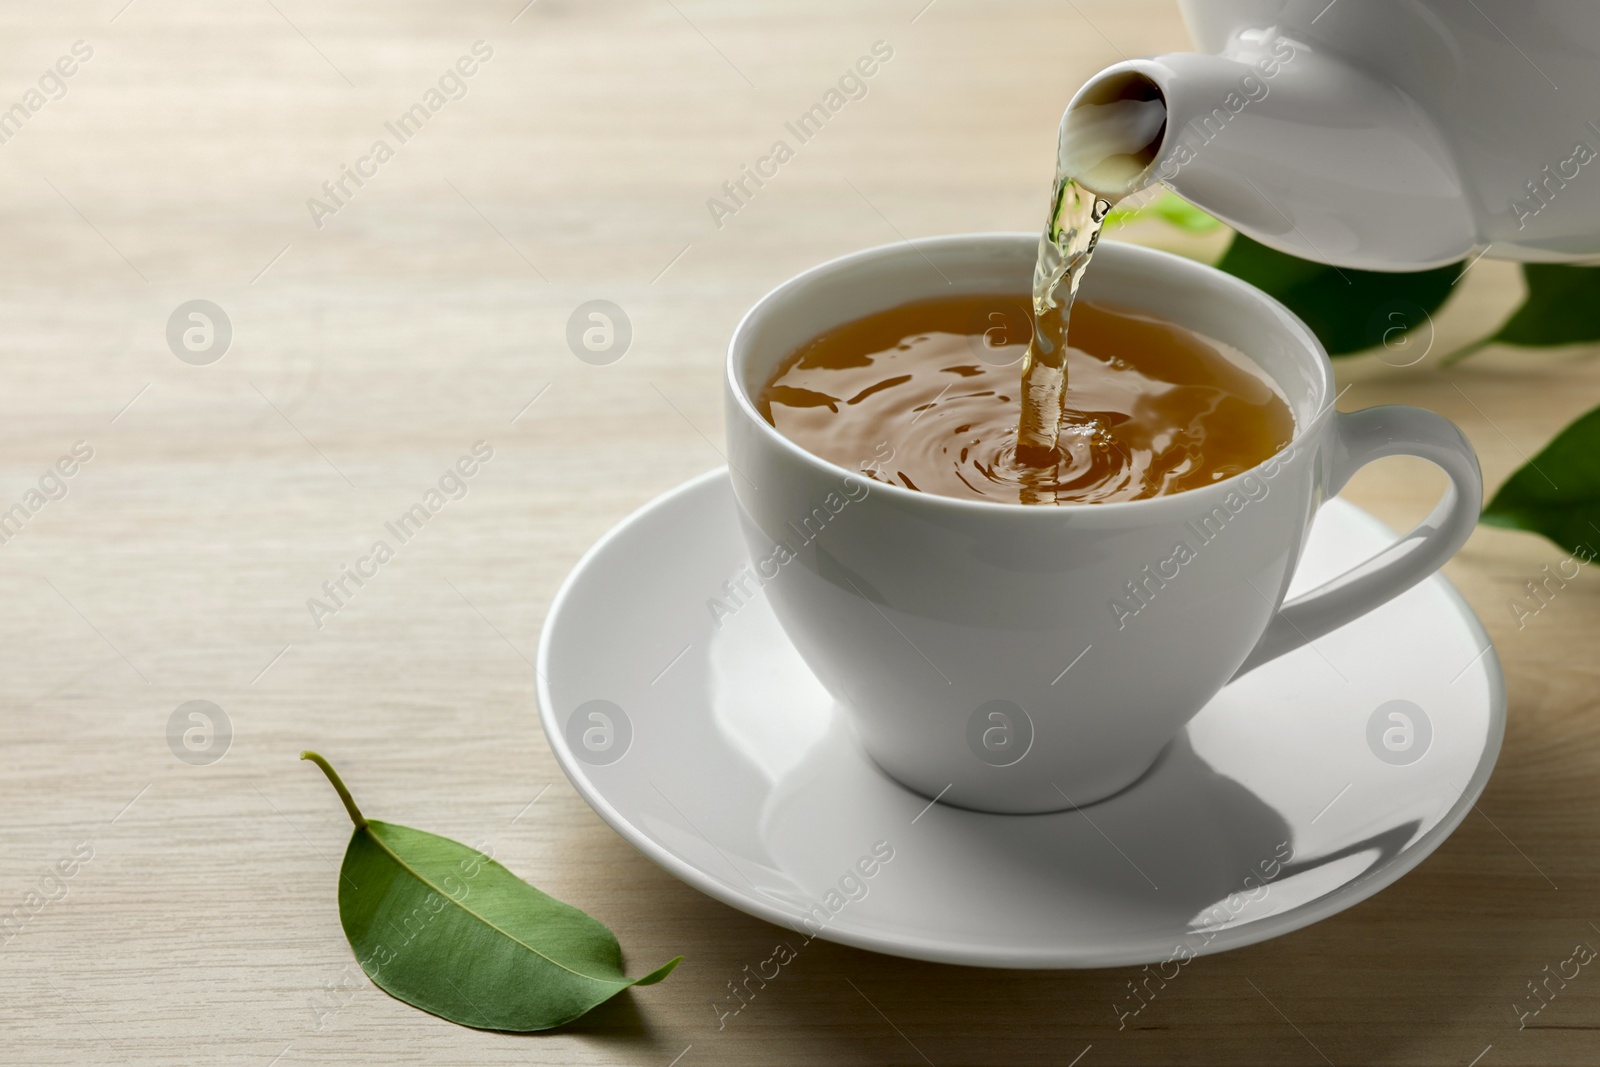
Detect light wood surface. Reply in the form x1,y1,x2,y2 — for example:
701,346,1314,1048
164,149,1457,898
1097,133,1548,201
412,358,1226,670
1,1,1597,1064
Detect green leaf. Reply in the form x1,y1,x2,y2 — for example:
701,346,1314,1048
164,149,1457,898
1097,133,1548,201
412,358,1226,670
1215,233,1464,356
1487,263,1600,348
1481,405,1600,557
302,752,679,1032
1105,191,1221,233
1145,193,1223,233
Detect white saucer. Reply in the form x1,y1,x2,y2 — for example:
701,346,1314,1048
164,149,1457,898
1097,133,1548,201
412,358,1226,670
537,470,1504,968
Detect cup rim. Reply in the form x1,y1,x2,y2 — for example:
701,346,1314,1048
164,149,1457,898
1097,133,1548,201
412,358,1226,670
726,232,1335,517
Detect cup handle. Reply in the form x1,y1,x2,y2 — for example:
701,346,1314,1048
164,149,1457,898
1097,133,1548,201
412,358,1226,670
1232,405,1483,679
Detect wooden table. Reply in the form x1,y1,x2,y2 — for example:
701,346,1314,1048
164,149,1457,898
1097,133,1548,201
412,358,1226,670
1,1,1595,1063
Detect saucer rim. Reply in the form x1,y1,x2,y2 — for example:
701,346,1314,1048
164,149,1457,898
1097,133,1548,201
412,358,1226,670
536,467,1506,969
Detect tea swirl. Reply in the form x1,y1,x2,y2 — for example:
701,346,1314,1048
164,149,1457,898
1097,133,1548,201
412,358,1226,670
758,294,1294,506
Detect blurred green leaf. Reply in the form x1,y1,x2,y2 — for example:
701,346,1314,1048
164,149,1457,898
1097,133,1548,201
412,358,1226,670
1105,192,1222,234
1215,233,1464,357
1486,263,1600,349
1482,404,1600,557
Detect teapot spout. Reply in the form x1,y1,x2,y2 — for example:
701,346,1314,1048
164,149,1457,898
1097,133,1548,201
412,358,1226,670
1065,34,1476,270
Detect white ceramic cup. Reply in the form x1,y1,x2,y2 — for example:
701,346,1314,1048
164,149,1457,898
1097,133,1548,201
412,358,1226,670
724,235,1481,814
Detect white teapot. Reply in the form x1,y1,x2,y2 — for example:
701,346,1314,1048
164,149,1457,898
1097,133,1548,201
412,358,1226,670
1064,0,1600,269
